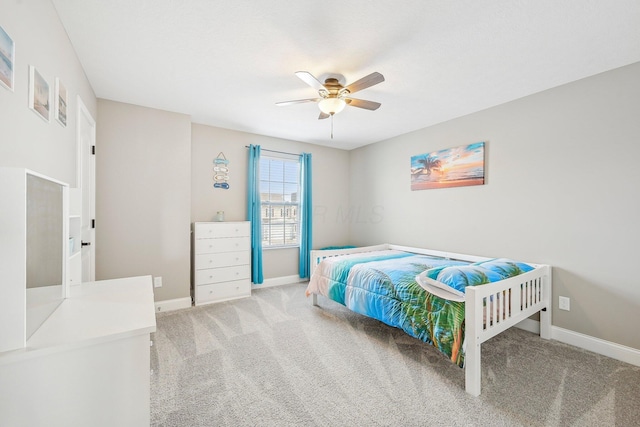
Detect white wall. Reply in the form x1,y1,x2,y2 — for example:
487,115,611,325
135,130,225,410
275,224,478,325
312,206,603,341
348,62,640,350
191,123,351,279
96,100,191,302
0,0,97,185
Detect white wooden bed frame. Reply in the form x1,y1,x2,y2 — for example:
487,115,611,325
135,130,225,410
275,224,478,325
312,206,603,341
308,244,552,396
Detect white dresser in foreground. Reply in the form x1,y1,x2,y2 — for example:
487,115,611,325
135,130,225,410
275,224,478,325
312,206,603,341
0,276,156,427
193,221,251,305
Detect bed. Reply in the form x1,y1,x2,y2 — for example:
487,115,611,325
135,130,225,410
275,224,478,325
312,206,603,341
305,244,552,396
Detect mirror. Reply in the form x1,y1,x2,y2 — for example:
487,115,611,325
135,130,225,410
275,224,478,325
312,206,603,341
25,173,65,338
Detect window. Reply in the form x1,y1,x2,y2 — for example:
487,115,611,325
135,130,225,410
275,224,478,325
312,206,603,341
260,156,300,247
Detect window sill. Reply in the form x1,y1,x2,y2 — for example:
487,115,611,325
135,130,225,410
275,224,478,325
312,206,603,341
263,245,299,251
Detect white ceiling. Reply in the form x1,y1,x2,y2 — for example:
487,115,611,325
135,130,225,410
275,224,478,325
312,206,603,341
51,0,640,150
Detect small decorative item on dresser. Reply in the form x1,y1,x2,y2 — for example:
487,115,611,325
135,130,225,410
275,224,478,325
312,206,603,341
215,211,225,222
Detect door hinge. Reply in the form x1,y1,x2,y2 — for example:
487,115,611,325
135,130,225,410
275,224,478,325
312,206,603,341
91,219,95,229
91,145,96,155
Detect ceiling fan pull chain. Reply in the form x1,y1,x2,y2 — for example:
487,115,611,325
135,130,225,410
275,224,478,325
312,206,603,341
331,113,334,139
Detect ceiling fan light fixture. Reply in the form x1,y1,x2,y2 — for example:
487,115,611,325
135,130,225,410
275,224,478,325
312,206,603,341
318,98,346,115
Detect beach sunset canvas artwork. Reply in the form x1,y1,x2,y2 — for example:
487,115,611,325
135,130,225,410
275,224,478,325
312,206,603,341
411,142,485,191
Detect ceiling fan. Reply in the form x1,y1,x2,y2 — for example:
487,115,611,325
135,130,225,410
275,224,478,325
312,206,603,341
276,71,385,138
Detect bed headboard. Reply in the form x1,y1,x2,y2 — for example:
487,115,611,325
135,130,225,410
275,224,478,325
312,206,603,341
387,244,490,263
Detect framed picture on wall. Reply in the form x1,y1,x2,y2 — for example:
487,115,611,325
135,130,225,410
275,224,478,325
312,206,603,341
411,142,485,191
55,78,67,126
29,65,50,122
0,25,15,91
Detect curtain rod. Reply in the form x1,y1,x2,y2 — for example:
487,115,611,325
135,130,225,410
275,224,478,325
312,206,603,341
245,146,302,157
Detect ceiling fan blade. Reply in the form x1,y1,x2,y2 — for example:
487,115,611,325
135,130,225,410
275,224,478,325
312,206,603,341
343,72,385,94
295,71,327,92
318,112,330,120
345,98,381,111
275,98,321,106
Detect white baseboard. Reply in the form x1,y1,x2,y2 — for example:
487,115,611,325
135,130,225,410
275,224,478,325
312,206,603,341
252,275,305,290
515,319,640,367
153,277,304,312
154,297,191,313
551,326,640,367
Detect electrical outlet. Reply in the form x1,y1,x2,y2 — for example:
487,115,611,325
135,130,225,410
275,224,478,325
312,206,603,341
153,277,162,288
559,296,571,311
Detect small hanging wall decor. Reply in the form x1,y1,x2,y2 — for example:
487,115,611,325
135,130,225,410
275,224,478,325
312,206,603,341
213,152,230,189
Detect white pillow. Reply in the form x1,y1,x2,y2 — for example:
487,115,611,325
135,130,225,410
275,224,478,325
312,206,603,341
415,272,465,302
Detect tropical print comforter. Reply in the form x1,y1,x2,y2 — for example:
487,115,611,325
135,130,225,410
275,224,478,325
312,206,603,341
306,250,471,367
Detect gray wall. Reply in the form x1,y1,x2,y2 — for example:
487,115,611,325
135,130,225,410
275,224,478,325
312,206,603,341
348,62,640,350
191,123,351,279
96,100,191,301
0,0,97,184
94,111,350,302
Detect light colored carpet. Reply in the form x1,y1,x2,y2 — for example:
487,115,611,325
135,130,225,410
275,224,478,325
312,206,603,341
151,284,640,426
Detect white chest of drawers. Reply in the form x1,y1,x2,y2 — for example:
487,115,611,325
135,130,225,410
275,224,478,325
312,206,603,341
192,221,251,305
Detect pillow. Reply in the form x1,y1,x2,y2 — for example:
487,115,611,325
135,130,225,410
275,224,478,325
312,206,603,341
416,265,505,300
415,273,465,302
472,258,533,278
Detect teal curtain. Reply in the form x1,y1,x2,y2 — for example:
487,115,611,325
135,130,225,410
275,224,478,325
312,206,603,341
247,144,263,284
299,153,313,279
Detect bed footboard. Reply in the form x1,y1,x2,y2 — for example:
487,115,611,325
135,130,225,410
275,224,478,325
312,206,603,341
464,265,552,396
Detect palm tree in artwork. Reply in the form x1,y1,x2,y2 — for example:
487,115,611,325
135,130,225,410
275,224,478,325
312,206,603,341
413,155,441,178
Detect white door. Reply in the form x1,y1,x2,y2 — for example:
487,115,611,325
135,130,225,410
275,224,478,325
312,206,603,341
77,96,96,282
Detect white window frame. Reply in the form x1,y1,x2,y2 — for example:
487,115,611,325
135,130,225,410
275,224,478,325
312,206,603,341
260,154,300,249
